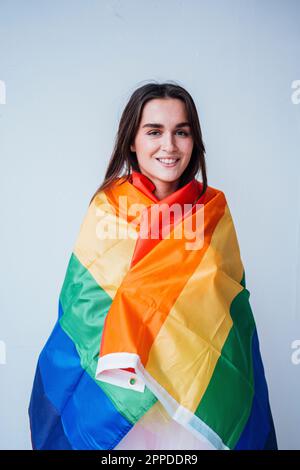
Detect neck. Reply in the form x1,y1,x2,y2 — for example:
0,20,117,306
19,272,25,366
153,179,180,200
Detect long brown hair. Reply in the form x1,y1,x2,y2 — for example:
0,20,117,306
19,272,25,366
89,81,208,205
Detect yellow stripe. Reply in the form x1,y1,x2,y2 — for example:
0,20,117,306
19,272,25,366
73,192,138,299
146,204,245,412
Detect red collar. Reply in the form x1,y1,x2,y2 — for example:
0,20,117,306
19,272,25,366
129,171,158,202
129,171,202,206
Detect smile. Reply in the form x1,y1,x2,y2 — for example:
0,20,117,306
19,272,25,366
156,158,180,167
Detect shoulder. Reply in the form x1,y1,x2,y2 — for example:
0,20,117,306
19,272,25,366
196,180,227,205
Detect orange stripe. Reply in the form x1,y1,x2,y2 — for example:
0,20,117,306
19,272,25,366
99,188,227,366
104,177,154,223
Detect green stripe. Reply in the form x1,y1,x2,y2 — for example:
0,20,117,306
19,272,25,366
194,283,256,448
59,253,157,424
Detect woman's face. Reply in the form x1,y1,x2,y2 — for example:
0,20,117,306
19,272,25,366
130,98,194,189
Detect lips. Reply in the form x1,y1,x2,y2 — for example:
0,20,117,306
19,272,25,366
156,157,180,167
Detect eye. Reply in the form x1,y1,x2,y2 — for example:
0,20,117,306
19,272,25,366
148,131,161,136
177,130,189,136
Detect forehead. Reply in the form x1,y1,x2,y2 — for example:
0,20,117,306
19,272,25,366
140,98,188,122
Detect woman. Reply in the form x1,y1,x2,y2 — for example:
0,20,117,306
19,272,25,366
29,82,277,450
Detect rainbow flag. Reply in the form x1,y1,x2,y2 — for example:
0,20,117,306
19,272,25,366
29,178,277,450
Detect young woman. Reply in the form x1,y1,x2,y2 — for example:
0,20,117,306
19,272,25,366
29,82,277,450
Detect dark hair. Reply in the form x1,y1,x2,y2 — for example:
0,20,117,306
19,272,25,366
89,81,207,205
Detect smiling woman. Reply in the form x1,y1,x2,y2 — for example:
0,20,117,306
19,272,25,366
89,81,208,204
28,81,277,451
129,98,195,200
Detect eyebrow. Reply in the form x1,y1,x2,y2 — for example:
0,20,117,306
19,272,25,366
142,121,191,129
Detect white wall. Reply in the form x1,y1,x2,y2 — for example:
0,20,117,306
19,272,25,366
0,0,299,450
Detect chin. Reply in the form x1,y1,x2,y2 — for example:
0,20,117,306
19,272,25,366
155,172,182,183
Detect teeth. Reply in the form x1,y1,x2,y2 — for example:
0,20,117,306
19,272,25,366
157,158,178,163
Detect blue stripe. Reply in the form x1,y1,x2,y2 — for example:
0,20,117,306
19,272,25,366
58,299,64,319
29,365,72,449
234,329,277,449
29,320,133,449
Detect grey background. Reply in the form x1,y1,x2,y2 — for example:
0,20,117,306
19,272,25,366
0,0,299,449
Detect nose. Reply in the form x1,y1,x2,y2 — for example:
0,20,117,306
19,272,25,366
161,132,178,152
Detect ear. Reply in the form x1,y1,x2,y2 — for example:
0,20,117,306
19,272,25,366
130,143,135,152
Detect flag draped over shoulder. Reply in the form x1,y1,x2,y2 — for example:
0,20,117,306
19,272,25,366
28,174,277,450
